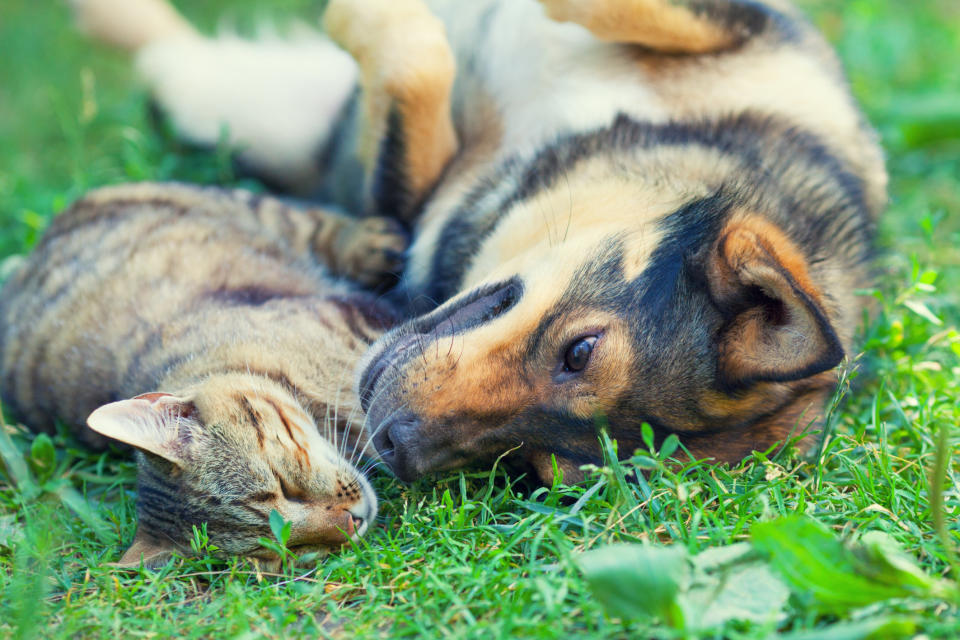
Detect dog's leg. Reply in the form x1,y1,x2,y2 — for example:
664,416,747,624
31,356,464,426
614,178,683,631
538,0,782,53
323,0,457,223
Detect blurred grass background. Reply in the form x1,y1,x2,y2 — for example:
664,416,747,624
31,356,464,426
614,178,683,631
1,0,959,637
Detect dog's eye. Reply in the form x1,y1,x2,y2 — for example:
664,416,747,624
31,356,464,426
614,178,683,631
563,336,597,372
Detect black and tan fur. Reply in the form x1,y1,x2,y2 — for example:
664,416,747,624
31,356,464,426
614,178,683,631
0,183,406,566
72,0,886,483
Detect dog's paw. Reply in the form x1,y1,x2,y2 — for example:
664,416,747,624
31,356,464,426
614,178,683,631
335,217,408,288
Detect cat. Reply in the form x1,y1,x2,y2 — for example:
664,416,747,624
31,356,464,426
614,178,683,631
0,182,407,568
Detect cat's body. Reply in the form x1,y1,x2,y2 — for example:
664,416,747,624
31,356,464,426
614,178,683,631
0,182,406,566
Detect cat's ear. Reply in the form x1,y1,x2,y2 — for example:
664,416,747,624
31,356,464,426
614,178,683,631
706,216,844,388
86,392,198,465
110,528,178,570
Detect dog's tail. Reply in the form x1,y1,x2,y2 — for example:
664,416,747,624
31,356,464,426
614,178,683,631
69,0,198,51
69,0,360,196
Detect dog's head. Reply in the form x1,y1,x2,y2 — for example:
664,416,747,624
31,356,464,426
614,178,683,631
360,190,852,483
358,111,875,485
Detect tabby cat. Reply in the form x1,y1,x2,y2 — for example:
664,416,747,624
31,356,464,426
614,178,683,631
0,182,407,568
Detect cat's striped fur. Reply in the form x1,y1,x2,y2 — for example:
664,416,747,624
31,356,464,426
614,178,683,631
0,182,406,567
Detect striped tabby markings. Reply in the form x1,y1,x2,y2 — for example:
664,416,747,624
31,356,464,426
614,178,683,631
264,397,311,471
237,395,265,448
234,389,313,472
87,386,374,568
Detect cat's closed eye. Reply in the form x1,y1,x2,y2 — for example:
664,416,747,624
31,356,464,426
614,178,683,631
276,473,307,503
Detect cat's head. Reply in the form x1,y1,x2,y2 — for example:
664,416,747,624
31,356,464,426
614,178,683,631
86,374,376,569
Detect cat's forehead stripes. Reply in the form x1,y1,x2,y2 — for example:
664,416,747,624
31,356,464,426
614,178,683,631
226,388,313,469
235,394,266,448
263,396,312,471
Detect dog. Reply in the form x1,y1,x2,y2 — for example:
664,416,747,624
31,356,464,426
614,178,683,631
72,0,886,483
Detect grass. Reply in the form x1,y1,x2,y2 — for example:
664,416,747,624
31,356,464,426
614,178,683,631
1,0,959,637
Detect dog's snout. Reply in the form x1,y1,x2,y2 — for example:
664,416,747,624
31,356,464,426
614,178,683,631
371,417,396,461
359,333,423,412
359,355,389,413
358,278,523,412
358,277,525,481
420,277,522,337
372,413,422,482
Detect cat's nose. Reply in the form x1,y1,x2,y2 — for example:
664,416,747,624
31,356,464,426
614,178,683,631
290,508,358,546
349,506,372,536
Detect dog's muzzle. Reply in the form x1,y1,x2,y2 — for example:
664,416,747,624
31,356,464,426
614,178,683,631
358,277,523,481
369,410,423,483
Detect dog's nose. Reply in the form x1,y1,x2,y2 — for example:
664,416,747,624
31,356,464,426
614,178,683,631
372,412,422,482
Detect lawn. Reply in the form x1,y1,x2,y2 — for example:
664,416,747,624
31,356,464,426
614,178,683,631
1,0,959,637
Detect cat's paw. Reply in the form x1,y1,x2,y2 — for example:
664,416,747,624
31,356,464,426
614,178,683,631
336,217,408,288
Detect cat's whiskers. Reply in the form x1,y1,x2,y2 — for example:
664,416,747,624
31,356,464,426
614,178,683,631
331,357,354,461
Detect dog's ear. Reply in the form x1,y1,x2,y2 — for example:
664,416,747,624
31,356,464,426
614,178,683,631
706,216,844,388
